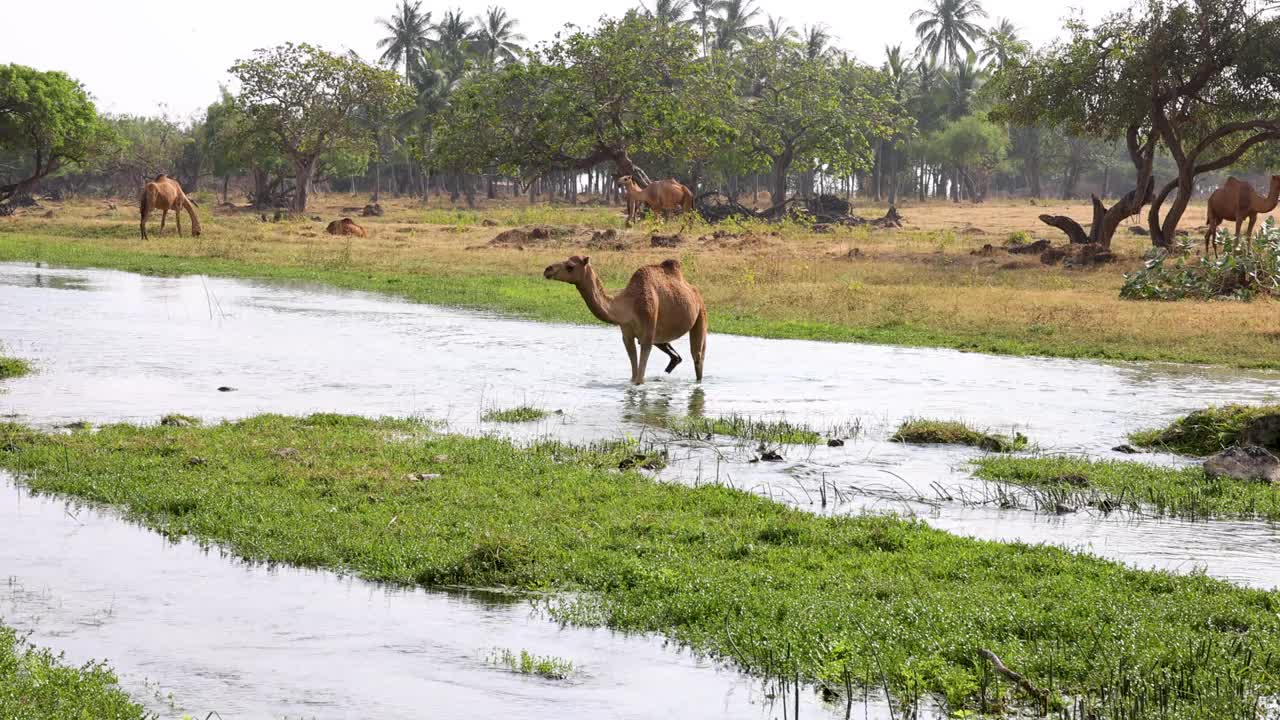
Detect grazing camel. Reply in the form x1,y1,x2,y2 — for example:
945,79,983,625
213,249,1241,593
617,176,694,225
139,174,201,240
326,217,367,237
544,255,707,385
1204,175,1280,256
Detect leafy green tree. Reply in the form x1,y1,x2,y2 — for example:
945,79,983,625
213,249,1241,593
911,0,988,67
0,64,110,201
376,1,433,83
471,6,525,69
933,114,1006,200
735,39,902,205
993,0,1280,247
229,43,411,211
435,14,733,183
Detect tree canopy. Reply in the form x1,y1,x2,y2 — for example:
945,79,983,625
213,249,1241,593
0,64,110,201
992,0,1280,246
229,43,411,210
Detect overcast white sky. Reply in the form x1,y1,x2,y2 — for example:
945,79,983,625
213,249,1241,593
7,0,1133,120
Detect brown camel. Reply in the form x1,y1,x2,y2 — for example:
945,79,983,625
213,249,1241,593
326,218,367,237
139,174,201,240
544,255,707,385
617,176,694,225
1204,175,1280,255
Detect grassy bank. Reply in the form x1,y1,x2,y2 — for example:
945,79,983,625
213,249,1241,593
0,356,31,381
3,196,1280,368
1131,405,1280,456
974,455,1280,521
0,625,146,720
2,415,1278,717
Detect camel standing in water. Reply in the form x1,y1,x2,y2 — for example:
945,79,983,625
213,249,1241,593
617,176,694,225
139,174,201,240
544,255,707,385
1204,175,1280,255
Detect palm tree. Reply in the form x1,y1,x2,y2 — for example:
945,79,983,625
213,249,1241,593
713,0,762,53
762,15,797,43
431,9,477,82
471,6,525,68
943,52,983,118
689,0,720,56
376,0,433,83
979,17,1022,69
641,0,691,26
884,45,916,100
911,0,988,67
801,24,833,60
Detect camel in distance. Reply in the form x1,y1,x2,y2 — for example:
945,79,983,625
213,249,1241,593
140,174,201,240
617,175,694,225
1204,175,1280,255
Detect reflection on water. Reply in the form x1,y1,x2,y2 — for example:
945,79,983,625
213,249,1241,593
2,260,1280,712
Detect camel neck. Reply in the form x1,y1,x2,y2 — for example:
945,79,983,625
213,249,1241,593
575,268,617,325
1266,181,1280,210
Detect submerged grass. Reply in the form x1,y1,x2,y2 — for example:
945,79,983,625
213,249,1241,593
487,648,575,680
0,356,31,381
1,414,1278,717
0,625,147,720
892,419,1029,453
658,414,826,446
1130,405,1280,456
974,455,1280,521
482,405,551,423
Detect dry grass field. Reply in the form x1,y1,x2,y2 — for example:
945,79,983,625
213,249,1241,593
2,192,1278,368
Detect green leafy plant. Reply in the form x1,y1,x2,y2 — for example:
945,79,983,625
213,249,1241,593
1121,219,1280,300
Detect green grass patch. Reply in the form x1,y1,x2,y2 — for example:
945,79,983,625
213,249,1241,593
0,625,147,720
1131,405,1280,456
482,405,551,423
973,455,1280,521
0,356,31,381
487,648,575,680
891,419,1029,453
657,414,832,446
0,415,1278,716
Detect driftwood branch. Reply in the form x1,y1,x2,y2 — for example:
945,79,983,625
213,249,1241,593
979,649,1049,702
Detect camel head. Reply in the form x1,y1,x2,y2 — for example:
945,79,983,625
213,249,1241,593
543,255,591,284
616,175,640,191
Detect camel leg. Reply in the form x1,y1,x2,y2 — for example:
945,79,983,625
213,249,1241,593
176,207,183,238
657,343,682,374
690,306,707,383
622,330,639,384
1204,219,1218,257
635,341,654,386
160,208,168,234
140,207,149,240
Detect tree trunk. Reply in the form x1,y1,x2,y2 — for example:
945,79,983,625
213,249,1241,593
222,175,229,204
770,150,793,208
292,156,316,212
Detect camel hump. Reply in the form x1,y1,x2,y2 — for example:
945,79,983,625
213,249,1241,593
659,258,683,274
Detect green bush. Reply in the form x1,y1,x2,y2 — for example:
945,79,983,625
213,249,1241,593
1121,219,1280,300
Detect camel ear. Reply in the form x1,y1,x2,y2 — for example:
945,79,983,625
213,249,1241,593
582,256,590,265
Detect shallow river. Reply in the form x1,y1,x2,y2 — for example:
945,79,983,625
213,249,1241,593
2,261,1278,717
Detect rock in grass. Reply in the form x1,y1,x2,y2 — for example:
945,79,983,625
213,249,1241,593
159,414,200,427
1112,444,1141,454
827,438,845,448
1203,446,1280,484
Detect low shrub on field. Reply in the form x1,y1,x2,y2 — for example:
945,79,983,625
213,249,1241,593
1121,220,1280,300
